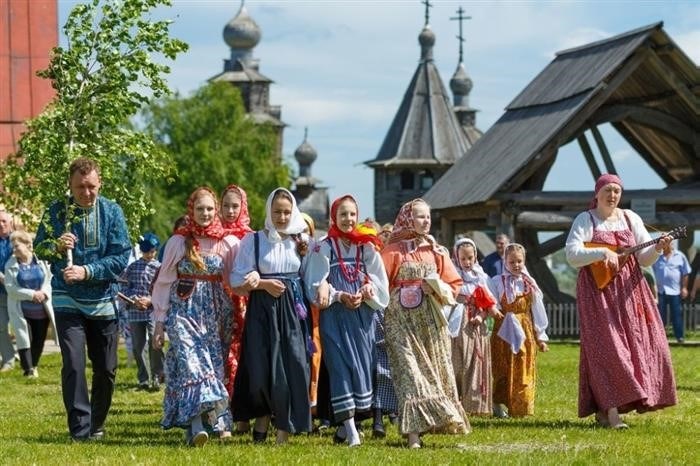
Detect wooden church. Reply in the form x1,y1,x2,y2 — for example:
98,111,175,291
424,22,699,301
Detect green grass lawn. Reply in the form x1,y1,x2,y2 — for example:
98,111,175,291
0,343,697,465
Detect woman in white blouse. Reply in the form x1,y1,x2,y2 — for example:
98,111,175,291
565,173,677,429
229,187,312,445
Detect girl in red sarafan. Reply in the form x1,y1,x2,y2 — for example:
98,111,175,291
219,185,253,435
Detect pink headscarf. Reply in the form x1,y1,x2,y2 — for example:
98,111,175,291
387,198,442,254
590,173,624,208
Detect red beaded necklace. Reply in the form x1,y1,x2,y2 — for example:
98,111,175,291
332,238,363,284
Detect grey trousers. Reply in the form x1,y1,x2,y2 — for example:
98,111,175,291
0,294,16,365
129,320,164,384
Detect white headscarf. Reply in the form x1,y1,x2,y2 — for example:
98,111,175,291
264,187,307,243
453,237,488,284
498,245,548,342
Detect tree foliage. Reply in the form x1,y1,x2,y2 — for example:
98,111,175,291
0,0,188,239
140,81,291,238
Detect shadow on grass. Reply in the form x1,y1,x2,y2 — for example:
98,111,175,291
676,384,700,392
28,431,183,447
469,417,596,430
110,407,163,416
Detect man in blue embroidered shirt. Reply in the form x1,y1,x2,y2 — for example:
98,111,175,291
0,210,16,372
34,157,131,441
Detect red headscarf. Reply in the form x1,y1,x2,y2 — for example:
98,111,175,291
175,187,227,248
220,184,253,239
326,195,383,249
590,173,623,208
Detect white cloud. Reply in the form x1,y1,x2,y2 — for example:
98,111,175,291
273,86,395,127
611,148,635,163
546,27,611,59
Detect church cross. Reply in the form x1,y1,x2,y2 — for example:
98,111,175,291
421,0,433,26
450,6,472,63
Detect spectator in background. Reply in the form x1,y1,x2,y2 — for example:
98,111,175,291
4,230,57,377
482,233,510,278
34,157,132,441
120,233,163,389
378,223,393,246
0,210,16,372
642,267,658,304
689,253,700,303
652,241,691,343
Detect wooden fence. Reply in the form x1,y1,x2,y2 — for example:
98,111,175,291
545,302,700,338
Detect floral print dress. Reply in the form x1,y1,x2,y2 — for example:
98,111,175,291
161,254,231,430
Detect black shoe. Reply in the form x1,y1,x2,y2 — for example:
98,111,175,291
333,428,346,444
252,430,268,444
372,422,386,438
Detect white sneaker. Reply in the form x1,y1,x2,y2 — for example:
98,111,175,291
0,362,14,373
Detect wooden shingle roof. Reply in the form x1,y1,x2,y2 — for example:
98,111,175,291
425,22,699,209
365,26,469,168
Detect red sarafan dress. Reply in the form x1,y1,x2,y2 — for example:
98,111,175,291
576,212,677,417
220,185,253,398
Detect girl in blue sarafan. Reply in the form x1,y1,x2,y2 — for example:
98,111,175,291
304,195,390,447
229,187,312,445
152,187,239,447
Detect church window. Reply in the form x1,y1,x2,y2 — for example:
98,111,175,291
419,170,434,189
400,170,414,190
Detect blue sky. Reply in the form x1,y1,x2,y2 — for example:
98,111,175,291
57,0,699,222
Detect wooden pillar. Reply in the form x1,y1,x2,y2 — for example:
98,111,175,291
591,126,617,174
441,215,454,248
577,132,601,181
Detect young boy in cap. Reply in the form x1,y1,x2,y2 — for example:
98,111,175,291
120,233,164,390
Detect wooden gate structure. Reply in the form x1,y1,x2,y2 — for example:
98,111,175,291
425,23,699,302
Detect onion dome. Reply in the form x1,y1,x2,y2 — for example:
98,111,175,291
450,62,473,98
295,128,317,169
418,25,435,61
223,4,261,51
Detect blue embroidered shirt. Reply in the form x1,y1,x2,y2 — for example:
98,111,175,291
34,195,131,319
